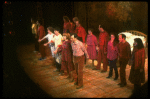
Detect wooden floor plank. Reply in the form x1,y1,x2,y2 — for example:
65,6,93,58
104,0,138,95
16,44,148,98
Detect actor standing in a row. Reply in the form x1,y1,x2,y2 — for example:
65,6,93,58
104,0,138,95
86,28,98,67
31,18,39,53
54,33,74,80
118,34,131,87
106,33,119,80
37,19,46,60
44,27,62,72
129,38,145,92
73,17,86,43
39,27,55,58
63,16,75,33
93,25,109,73
70,33,89,89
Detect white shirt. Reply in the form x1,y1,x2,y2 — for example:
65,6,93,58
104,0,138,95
43,33,54,42
52,34,62,48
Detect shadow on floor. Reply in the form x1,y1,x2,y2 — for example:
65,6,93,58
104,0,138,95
2,36,53,98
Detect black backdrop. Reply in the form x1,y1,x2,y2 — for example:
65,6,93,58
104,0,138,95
42,2,74,35
3,1,74,98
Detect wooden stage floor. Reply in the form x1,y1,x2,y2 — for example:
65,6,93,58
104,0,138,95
16,43,148,98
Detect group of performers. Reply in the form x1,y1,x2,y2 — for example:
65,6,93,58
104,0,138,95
31,16,146,92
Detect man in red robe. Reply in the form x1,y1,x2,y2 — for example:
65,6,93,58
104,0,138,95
63,16,75,34
118,34,131,87
73,17,86,43
93,25,109,73
37,19,46,60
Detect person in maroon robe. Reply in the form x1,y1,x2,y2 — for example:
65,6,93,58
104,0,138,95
37,19,46,60
93,25,109,73
129,38,145,93
73,17,87,43
118,34,131,87
54,33,74,81
86,28,98,66
63,16,74,34
63,16,71,33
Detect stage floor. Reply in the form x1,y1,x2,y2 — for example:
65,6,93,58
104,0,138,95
16,43,148,98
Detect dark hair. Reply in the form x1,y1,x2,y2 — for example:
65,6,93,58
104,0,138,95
134,38,144,49
37,18,43,25
70,33,78,39
54,27,60,32
110,33,118,47
63,16,70,22
88,28,94,33
47,27,54,33
66,29,70,34
121,34,126,40
73,17,79,22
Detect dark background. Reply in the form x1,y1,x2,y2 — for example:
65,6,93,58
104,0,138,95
2,1,73,98
2,1,148,98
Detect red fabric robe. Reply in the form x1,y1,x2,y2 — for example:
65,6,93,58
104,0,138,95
96,31,109,71
63,22,71,33
69,22,75,33
57,40,74,71
86,34,98,59
38,25,46,58
135,48,145,69
129,48,145,84
98,31,109,53
63,22,76,33
38,25,45,39
118,41,131,62
75,24,86,43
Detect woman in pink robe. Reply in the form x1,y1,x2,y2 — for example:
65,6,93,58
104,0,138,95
86,28,98,66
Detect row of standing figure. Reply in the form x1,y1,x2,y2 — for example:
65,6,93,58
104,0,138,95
31,16,146,91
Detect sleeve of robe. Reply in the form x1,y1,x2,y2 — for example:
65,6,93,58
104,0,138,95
63,22,71,33
69,22,75,33
80,27,86,43
39,26,45,39
104,32,109,53
135,48,145,69
93,35,98,46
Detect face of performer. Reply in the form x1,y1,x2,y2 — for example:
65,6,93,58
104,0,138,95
119,35,123,43
133,40,138,47
62,35,67,41
75,21,79,26
54,30,59,36
88,30,92,35
111,34,115,42
73,18,76,24
63,19,66,23
37,21,40,25
71,35,75,42
47,29,51,34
